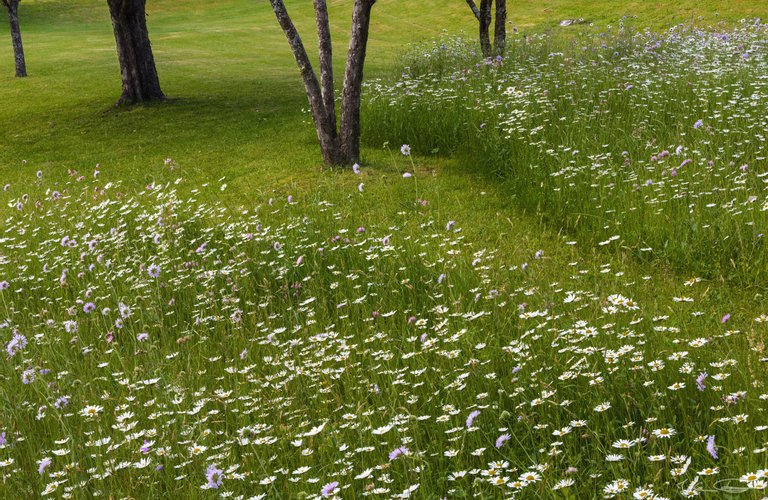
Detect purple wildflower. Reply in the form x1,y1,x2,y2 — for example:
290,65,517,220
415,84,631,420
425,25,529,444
140,440,152,453
466,410,481,429
696,372,708,391
55,396,68,409
446,220,455,231
402,172,412,178
83,302,96,314
147,264,160,279
321,481,339,497
438,273,446,284
205,464,224,489
721,313,731,323
22,368,35,384
496,433,511,448
706,435,718,459
389,446,409,461
0,432,5,445
0,280,9,290
38,457,52,475
6,332,27,357
352,163,361,174
693,119,703,129
137,332,149,342
400,144,411,156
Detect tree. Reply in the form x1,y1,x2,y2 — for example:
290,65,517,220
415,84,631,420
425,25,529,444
270,0,376,166
2,0,26,77
106,0,164,105
465,0,506,58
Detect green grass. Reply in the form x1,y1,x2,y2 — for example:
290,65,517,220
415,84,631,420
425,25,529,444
366,21,768,287
1,0,768,498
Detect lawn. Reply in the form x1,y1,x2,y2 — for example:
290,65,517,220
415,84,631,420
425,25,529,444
1,1,768,498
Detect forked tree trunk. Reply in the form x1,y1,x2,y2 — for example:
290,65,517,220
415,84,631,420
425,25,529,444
3,0,26,77
478,0,492,58
270,0,343,165
465,0,506,57
107,0,164,105
494,0,506,55
340,0,374,163
270,0,376,166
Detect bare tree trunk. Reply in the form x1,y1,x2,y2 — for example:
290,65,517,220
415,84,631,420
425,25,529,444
494,0,506,56
270,0,375,166
3,0,26,77
314,0,337,136
479,0,492,58
270,0,344,165
107,0,164,105
340,0,375,163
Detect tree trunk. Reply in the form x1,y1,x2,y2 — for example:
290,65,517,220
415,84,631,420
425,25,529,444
340,0,375,164
314,0,337,136
4,0,26,77
479,0,492,58
270,0,344,165
107,0,164,105
494,0,506,56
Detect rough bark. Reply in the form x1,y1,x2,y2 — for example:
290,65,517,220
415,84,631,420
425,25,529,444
270,0,344,165
493,0,506,55
340,0,375,163
270,0,375,166
314,0,337,136
107,0,164,105
478,0,492,58
3,0,26,77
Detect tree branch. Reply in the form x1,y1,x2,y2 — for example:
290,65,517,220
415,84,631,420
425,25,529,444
464,0,481,21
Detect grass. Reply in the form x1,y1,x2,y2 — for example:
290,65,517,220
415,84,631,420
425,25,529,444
366,21,768,287
1,0,768,498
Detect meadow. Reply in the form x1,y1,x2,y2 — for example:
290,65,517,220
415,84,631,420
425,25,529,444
1,1,768,498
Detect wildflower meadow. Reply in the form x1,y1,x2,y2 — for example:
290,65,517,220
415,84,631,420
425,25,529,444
2,1,768,499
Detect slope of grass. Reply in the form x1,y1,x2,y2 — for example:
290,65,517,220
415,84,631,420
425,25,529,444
1,1,768,498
